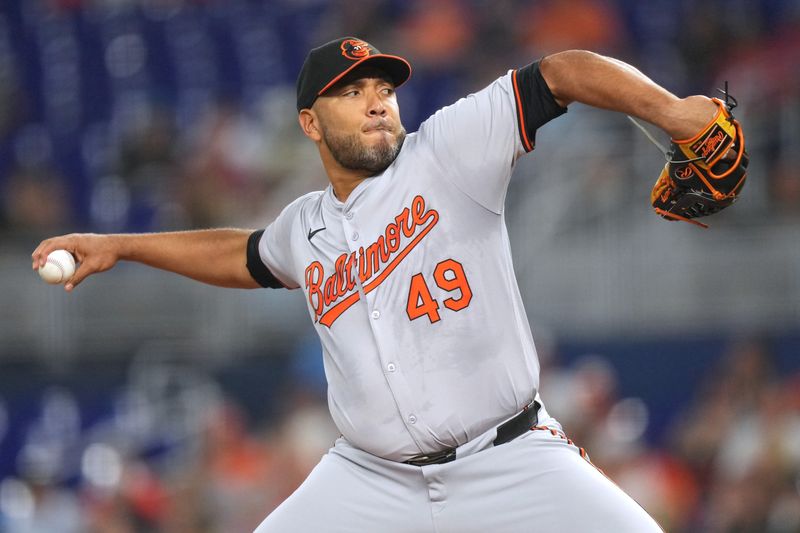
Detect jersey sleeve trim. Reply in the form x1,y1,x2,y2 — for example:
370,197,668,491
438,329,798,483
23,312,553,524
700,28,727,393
512,60,568,153
246,229,286,289
511,69,535,152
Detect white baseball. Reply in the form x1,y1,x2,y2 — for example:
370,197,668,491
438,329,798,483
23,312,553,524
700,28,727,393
38,249,76,285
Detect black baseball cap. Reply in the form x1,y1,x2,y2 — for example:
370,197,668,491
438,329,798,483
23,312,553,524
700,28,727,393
296,37,412,112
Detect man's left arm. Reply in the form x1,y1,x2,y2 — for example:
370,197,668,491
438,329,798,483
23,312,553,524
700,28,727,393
539,50,716,140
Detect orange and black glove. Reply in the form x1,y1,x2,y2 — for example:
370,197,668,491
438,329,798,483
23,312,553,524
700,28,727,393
650,95,748,228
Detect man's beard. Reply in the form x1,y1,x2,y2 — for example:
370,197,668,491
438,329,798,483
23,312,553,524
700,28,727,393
322,127,406,175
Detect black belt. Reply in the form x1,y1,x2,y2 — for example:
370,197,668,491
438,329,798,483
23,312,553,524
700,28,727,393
404,401,540,467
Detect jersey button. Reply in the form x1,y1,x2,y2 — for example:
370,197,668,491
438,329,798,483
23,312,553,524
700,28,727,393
386,363,396,372
408,414,417,424
351,232,359,241
345,211,354,220
371,310,380,319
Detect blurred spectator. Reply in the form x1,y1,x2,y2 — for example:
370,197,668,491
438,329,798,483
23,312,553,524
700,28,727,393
0,476,84,533
516,0,627,56
611,450,699,532
1,166,72,235
542,354,619,448
114,107,183,231
770,160,800,220
670,338,800,532
397,0,475,68
177,100,261,227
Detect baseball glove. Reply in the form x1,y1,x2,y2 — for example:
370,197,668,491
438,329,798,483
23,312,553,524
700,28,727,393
649,94,748,228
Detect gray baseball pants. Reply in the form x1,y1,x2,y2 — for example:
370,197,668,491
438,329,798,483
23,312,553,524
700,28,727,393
254,412,663,532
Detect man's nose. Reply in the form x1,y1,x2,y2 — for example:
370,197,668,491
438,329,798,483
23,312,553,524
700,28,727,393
367,91,387,116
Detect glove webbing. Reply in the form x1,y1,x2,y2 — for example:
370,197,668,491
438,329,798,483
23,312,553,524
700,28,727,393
653,207,709,228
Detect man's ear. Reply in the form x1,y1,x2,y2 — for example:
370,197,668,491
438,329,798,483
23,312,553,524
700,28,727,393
298,109,322,142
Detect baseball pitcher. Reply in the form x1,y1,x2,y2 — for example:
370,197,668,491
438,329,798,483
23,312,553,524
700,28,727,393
33,37,746,532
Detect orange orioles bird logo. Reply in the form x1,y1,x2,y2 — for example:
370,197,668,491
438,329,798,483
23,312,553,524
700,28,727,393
341,39,374,60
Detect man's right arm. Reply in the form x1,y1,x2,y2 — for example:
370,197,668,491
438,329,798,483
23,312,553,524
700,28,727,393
539,50,717,140
32,229,262,291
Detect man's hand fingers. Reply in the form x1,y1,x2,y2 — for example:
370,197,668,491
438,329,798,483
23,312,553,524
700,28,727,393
65,262,92,292
32,240,53,269
33,234,118,289
32,235,75,269
32,241,59,270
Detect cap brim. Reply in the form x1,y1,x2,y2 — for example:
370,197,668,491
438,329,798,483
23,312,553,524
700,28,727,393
317,54,412,97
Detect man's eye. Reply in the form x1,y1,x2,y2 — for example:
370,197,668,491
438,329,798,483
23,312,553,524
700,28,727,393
343,90,359,97
382,87,394,95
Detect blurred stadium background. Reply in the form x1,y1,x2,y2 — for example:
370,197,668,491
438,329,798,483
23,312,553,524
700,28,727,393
0,0,799,531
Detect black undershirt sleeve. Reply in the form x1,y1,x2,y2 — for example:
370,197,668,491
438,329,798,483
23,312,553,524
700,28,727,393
511,60,568,152
246,229,284,289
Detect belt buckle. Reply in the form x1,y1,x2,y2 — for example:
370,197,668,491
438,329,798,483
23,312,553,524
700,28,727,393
405,447,456,467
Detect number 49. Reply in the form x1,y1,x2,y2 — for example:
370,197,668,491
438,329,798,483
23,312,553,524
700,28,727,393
406,259,473,323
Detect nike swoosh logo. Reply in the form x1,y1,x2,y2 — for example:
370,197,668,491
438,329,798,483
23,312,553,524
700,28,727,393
307,227,326,241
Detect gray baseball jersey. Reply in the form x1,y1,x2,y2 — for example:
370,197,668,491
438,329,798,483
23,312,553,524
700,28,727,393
257,70,539,462
252,55,662,533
